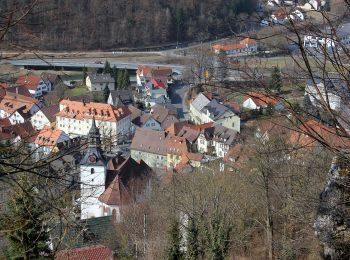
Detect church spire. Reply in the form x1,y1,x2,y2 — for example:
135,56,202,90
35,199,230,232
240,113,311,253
88,117,101,147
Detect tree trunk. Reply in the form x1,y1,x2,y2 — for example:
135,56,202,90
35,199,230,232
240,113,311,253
264,174,274,260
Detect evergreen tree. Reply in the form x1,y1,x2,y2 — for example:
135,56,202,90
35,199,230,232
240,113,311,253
204,210,232,260
123,69,130,88
103,84,110,103
117,70,124,89
82,66,88,85
166,218,184,260
104,60,112,74
268,66,283,93
186,218,199,260
0,182,51,259
112,65,119,88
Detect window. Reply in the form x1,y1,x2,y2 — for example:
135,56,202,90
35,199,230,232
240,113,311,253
91,168,94,174
232,122,235,127
200,139,205,144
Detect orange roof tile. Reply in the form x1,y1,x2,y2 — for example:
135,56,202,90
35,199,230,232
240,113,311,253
212,38,257,52
57,99,131,122
16,75,41,91
244,92,279,107
34,126,66,148
0,91,41,115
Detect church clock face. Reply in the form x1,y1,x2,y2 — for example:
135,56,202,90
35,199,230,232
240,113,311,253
88,155,96,163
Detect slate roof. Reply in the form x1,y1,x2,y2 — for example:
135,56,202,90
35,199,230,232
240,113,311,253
191,93,211,112
55,245,113,260
87,73,115,84
128,105,143,121
201,99,232,121
109,89,134,105
201,124,237,146
151,103,179,127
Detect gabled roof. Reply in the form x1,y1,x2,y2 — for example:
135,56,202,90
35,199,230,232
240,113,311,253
151,103,178,126
109,89,134,105
6,86,32,98
137,65,172,78
87,73,115,84
201,99,233,120
0,91,41,116
55,245,113,260
132,113,155,127
1,121,38,142
149,79,166,89
16,74,41,91
201,124,238,146
244,92,280,107
41,104,60,123
191,93,211,112
177,126,200,143
99,156,153,206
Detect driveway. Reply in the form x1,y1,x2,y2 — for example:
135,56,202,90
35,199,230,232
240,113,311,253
169,82,191,120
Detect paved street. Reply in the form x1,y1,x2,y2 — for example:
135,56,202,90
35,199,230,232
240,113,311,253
169,82,190,120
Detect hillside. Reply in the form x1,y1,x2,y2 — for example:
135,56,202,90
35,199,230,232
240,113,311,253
3,0,256,51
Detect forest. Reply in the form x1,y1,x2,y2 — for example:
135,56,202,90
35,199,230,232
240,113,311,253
2,0,256,51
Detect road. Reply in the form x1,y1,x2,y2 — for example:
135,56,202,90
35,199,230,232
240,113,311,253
169,82,190,120
0,58,185,73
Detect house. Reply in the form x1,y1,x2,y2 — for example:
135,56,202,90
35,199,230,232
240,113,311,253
31,104,59,130
0,121,37,145
16,74,52,98
212,38,258,56
41,72,62,91
56,99,131,141
305,75,349,111
33,126,70,156
136,65,172,87
107,89,134,106
130,129,168,169
0,91,43,125
132,113,162,131
144,79,170,107
86,73,115,91
150,104,179,129
243,92,284,111
189,93,211,124
270,8,288,24
197,124,238,158
6,86,32,98
79,119,153,220
190,93,240,132
55,245,113,260
130,128,204,170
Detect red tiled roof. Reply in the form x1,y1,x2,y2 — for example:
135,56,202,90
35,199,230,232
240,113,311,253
150,79,166,89
55,245,113,260
0,91,41,115
212,38,257,52
16,75,41,91
57,99,131,122
244,92,279,107
34,126,66,148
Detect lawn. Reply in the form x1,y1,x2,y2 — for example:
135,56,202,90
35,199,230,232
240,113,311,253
64,85,89,97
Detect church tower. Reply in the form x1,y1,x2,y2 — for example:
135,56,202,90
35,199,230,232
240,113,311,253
79,118,107,219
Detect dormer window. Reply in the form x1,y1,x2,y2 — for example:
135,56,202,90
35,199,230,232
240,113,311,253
91,168,94,174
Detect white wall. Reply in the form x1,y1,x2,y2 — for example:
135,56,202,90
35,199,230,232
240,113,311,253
80,165,106,219
31,111,50,130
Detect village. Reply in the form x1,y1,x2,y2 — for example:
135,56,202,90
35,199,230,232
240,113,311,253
0,0,349,258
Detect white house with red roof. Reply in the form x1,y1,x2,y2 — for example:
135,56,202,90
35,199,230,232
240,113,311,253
33,126,70,156
16,74,52,98
212,38,258,56
136,65,172,87
242,92,284,111
0,91,43,125
56,99,131,140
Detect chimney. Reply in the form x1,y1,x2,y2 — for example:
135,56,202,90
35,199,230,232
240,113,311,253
82,99,86,106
